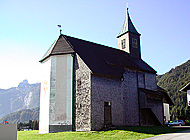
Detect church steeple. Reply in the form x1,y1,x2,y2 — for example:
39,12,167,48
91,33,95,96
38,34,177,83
117,6,141,59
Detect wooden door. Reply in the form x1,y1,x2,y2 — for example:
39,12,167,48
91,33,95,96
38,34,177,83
104,102,112,125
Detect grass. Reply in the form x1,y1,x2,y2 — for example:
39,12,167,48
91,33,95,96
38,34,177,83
17,126,190,140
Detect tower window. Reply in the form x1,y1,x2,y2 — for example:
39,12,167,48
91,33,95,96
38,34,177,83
121,39,126,49
132,38,137,48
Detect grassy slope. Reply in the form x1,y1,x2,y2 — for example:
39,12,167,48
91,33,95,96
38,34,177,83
17,126,190,140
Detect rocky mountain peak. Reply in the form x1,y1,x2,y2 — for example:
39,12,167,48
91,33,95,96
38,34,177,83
18,79,30,90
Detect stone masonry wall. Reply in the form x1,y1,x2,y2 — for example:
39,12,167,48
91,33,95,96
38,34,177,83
122,69,139,126
139,72,163,125
145,72,163,124
138,72,145,89
73,54,161,130
91,76,123,130
74,54,91,131
147,98,164,124
144,73,157,91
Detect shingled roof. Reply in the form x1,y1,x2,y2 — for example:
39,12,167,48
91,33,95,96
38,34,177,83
117,9,140,38
157,86,174,106
40,34,156,78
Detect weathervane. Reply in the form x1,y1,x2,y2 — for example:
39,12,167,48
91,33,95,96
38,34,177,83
126,3,129,11
57,25,62,35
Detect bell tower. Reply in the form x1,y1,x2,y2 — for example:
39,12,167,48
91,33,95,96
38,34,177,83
117,6,141,59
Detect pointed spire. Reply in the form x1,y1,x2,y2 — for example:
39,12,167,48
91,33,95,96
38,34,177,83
117,5,140,38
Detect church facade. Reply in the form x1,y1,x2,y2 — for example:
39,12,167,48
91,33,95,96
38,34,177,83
39,8,173,133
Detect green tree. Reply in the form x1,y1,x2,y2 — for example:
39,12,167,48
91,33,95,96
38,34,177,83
157,60,190,121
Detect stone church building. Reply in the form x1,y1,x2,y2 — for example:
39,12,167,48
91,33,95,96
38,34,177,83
39,8,173,133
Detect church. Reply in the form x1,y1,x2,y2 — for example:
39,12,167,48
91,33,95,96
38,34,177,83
39,7,173,133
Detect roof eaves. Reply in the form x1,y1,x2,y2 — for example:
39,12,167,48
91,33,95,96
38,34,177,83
122,64,156,74
39,37,59,63
117,31,141,38
139,88,163,96
180,82,190,92
39,52,74,63
157,86,175,105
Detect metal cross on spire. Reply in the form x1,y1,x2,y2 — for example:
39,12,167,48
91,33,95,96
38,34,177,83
57,25,62,35
126,3,129,11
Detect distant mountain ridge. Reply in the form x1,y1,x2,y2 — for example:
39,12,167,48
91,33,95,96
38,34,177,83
157,59,190,120
0,107,39,124
1,60,189,123
0,80,40,118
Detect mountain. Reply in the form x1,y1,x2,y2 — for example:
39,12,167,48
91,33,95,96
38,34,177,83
1,60,189,123
0,107,39,124
157,59,190,120
0,80,40,118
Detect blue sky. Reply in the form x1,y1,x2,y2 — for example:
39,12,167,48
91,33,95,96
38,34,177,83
0,0,189,89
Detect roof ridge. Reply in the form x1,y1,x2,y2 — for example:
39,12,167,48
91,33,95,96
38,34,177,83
63,34,117,49
62,34,131,55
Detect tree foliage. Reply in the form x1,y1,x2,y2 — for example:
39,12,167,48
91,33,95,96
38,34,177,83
17,120,39,130
0,107,39,124
157,60,190,120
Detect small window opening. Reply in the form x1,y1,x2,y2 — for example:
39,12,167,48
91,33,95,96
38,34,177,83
132,38,137,48
121,39,126,49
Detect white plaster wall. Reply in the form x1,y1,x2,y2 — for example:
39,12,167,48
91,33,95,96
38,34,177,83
118,33,129,53
187,90,190,106
164,103,170,123
39,58,51,134
49,55,73,125
0,124,17,140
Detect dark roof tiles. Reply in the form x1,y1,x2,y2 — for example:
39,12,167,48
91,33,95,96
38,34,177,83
40,36,74,62
40,34,156,78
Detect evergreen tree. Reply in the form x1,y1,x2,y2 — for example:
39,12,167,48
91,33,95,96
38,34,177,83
157,60,190,121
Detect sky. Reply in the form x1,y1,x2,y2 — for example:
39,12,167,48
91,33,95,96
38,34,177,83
0,0,189,89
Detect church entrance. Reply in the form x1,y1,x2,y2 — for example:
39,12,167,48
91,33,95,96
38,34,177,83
104,102,112,126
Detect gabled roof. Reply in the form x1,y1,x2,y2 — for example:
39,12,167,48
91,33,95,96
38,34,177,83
140,87,174,106
40,35,75,62
157,86,174,106
140,88,163,96
40,34,156,78
117,9,140,38
180,82,190,92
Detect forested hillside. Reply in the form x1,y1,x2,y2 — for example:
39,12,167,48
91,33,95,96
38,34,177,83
0,107,39,124
157,60,190,120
